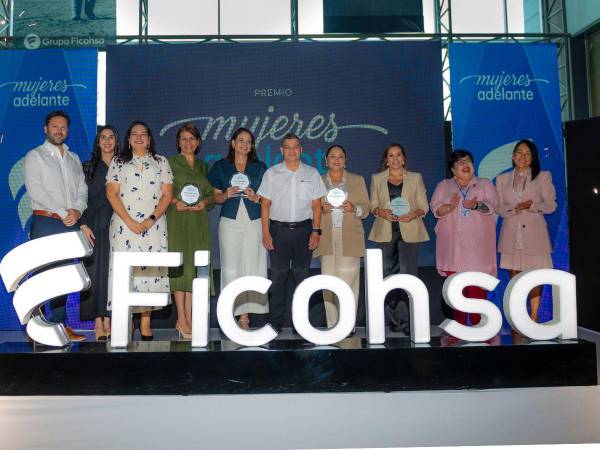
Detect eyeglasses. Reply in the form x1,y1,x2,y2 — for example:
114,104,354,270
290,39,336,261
454,158,473,166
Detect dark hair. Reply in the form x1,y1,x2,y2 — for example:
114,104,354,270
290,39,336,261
226,127,258,163
84,125,120,182
281,133,301,147
325,144,347,158
379,143,406,172
447,149,475,173
512,139,541,180
176,122,202,155
118,121,158,163
45,110,70,126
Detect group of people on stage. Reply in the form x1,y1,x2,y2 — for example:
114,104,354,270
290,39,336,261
24,110,557,342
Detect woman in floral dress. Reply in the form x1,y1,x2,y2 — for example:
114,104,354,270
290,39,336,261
106,121,174,340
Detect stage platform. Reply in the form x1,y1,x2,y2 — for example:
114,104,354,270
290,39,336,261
0,328,596,396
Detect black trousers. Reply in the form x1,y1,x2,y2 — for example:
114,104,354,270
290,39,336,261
268,220,312,329
29,215,79,324
72,0,96,18
379,229,419,332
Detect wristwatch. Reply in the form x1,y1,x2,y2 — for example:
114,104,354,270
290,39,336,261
148,214,157,222
312,228,322,235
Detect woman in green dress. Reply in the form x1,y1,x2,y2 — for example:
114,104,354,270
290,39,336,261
167,122,214,339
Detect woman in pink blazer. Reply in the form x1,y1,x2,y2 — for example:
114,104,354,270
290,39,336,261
430,150,499,326
496,139,556,322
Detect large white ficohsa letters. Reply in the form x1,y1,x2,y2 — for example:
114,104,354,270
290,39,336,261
365,248,431,344
191,251,211,347
0,231,92,346
17,265,91,346
1,233,581,348
292,275,356,345
439,272,503,342
504,269,577,340
110,252,183,348
217,276,277,347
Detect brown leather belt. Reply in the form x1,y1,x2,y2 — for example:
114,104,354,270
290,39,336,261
33,209,63,220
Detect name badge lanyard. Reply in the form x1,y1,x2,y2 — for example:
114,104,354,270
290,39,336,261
454,179,472,217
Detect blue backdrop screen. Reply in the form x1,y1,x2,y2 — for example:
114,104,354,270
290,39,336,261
450,43,568,323
0,49,97,330
106,42,445,268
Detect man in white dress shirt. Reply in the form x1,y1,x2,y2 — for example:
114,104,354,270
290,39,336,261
24,110,88,341
257,133,327,333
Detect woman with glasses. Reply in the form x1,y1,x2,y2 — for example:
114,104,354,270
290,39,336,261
430,150,498,326
167,122,215,339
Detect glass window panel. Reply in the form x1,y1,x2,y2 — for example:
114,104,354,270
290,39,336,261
299,0,323,34
116,0,139,35
148,0,218,35
220,0,291,35
451,0,505,34
522,0,542,33
588,31,600,116
422,0,436,34
507,0,525,33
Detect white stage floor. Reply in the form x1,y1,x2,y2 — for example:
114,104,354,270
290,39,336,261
0,327,598,449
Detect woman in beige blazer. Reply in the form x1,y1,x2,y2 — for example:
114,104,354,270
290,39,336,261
368,143,430,333
314,145,370,328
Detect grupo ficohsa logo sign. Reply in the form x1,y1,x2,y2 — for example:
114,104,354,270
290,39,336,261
0,232,577,347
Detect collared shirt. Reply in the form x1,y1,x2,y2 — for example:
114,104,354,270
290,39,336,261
24,140,87,218
257,162,327,222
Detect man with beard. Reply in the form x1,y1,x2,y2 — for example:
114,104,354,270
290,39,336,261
24,110,88,341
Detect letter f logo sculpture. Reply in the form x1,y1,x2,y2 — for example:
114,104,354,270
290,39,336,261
0,231,92,346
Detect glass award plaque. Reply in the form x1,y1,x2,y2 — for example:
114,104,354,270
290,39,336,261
230,172,250,197
180,183,201,206
326,188,347,208
390,197,410,217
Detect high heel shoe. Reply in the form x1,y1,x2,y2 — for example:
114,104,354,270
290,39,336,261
140,316,154,341
176,322,192,340
94,328,107,342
